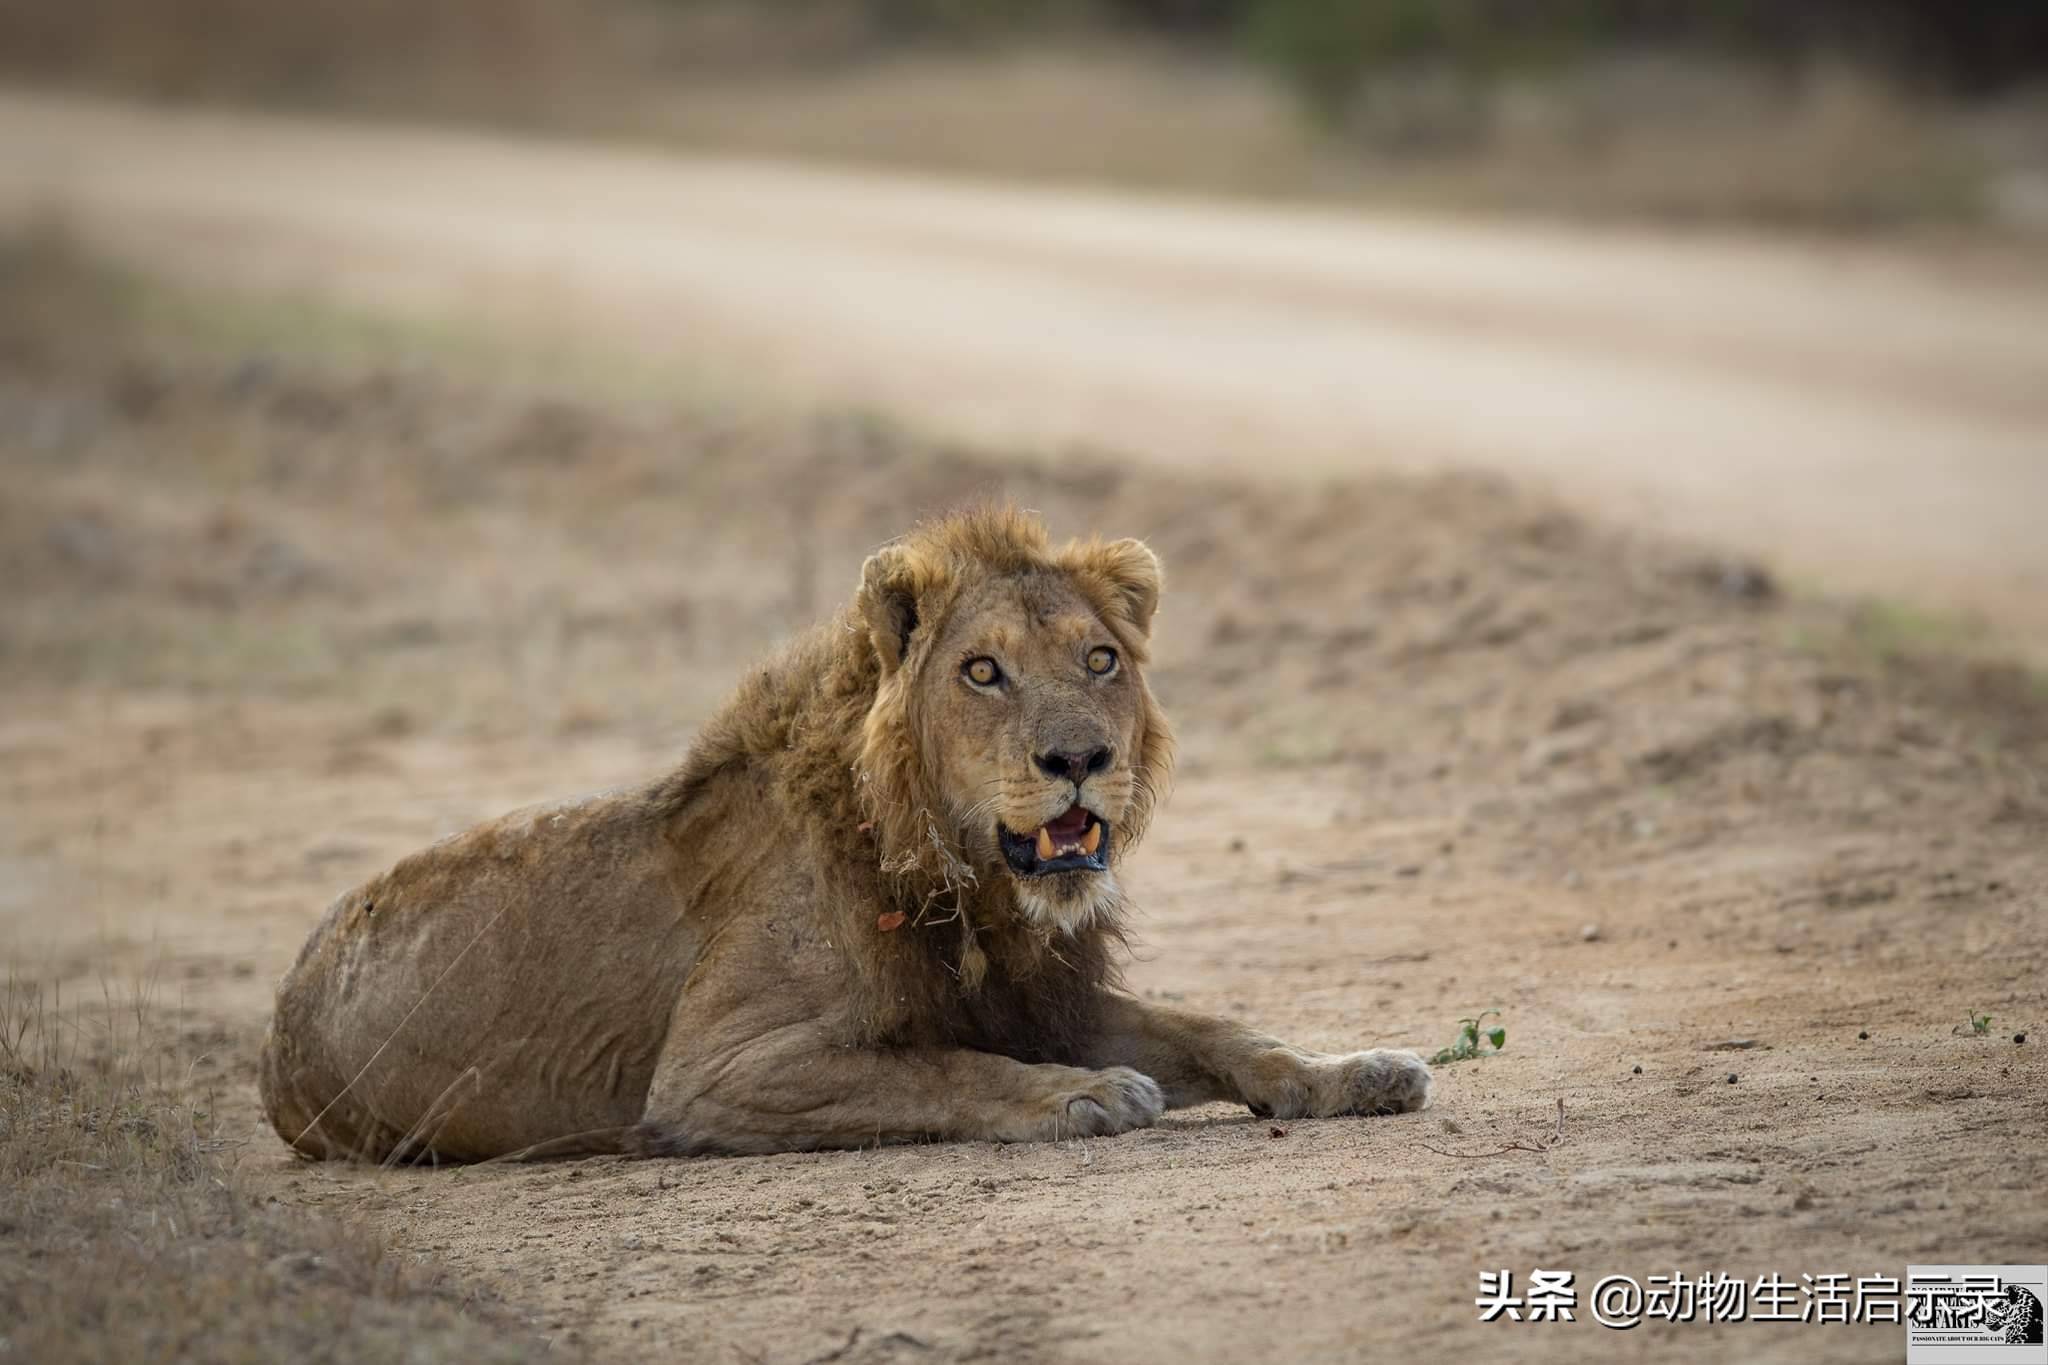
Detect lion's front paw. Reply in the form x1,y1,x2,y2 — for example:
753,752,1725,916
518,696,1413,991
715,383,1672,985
1313,1049,1432,1117
1245,1048,1432,1120
1051,1066,1165,1139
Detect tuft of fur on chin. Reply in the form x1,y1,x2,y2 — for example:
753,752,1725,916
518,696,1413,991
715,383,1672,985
1011,870,1121,937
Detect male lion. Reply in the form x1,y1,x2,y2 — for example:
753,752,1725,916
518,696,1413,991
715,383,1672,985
259,506,1430,1161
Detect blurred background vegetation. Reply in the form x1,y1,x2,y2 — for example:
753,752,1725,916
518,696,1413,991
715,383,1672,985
4,1,2047,229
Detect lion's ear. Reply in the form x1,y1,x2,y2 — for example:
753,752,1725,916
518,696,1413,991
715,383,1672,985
1071,537,1162,637
858,545,921,673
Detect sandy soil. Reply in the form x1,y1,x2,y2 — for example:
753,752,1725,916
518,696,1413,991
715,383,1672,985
5,89,2048,664
3,245,2044,1362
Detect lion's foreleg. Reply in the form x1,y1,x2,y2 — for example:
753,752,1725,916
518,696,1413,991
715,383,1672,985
1080,996,1431,1119
638,1022,1166,1153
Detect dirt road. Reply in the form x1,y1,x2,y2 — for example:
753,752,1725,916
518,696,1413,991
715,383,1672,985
5,88,2048,653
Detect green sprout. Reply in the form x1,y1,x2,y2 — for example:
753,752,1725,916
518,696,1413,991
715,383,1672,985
1431,1009,1508,1065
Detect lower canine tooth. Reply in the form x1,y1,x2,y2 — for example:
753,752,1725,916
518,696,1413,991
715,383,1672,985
1036,827,1055,861
1080,821,1102,855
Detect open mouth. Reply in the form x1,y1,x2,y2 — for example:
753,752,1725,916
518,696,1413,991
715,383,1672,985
998,804,1111,877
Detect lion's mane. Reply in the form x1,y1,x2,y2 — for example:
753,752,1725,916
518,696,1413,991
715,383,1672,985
649,505,1174,1055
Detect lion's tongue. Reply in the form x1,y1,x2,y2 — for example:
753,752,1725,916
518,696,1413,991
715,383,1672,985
1046,805,1090,838
1035,805,1095,860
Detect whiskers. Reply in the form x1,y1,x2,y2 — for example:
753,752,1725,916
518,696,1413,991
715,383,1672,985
954,791,1008,832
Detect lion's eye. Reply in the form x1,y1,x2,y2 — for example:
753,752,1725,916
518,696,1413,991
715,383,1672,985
1086,647,1117,677
964,657,1002,687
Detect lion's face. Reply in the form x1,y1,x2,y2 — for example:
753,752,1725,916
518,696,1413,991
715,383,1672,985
919,571,1150,930
856,516,1172,936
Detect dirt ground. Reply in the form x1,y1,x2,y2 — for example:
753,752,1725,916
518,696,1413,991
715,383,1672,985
4,239,2045,1363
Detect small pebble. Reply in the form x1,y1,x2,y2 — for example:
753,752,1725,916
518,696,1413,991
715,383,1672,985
1581,924,1601,942
2016,1033,2027,1045
1726,1073,1739,1085
1631,1065,1642,1075
1857,1030,1869,1040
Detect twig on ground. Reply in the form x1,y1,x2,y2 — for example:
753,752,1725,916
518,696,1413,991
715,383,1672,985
1415,1138,1551,1159
1416,1097,1566,1159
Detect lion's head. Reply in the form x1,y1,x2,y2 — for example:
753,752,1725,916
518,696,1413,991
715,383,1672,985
852,507,1173,940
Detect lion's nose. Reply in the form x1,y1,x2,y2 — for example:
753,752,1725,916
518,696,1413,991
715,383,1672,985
1035,746,1112,784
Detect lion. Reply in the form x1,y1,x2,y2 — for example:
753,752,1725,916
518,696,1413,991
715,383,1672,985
258,505,1431,1162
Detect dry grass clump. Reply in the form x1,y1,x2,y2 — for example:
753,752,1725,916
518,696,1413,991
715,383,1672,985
0,970,547,1365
